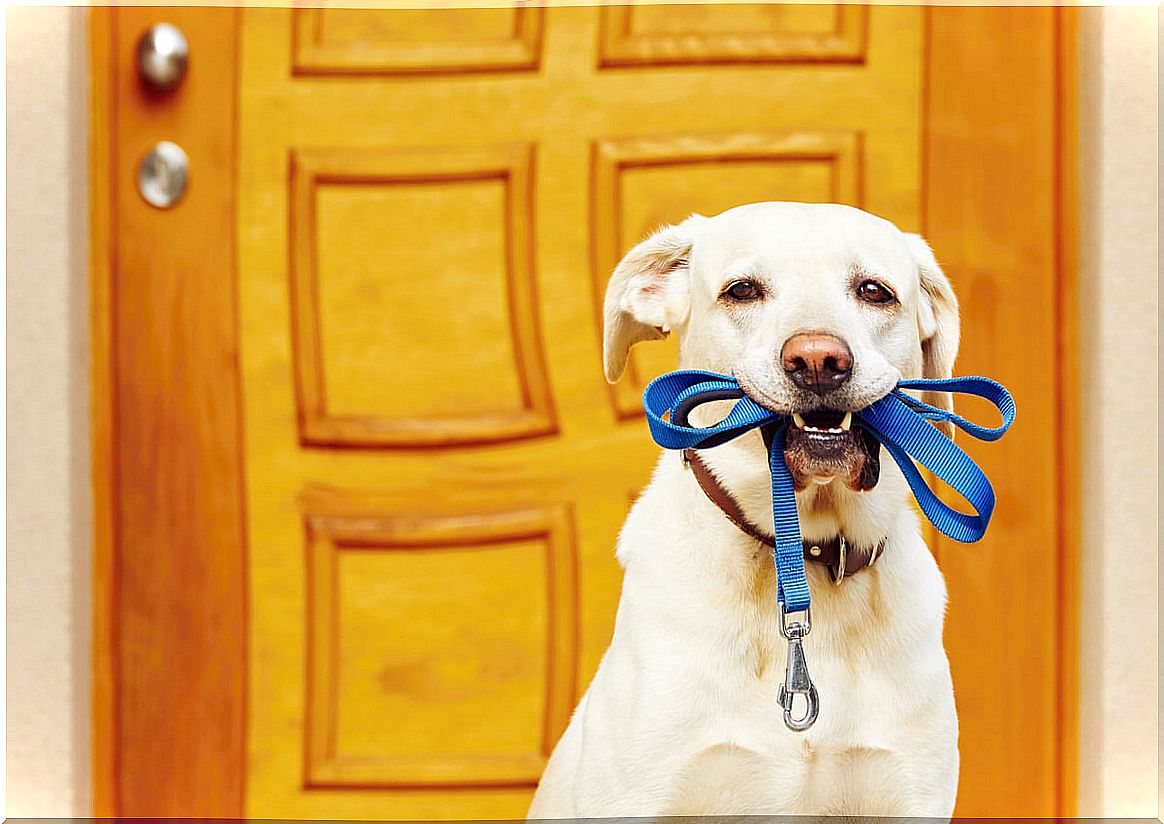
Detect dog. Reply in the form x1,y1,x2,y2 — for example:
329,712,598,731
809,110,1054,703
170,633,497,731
528,202,962,818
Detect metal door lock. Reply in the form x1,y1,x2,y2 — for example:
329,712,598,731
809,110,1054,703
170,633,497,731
138,141,189,209
136,23,189,92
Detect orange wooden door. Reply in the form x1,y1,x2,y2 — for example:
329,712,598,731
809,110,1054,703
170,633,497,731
93,5,1078,820
237,6,922,818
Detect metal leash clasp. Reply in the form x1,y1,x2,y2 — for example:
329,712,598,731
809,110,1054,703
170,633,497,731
777,604,819,731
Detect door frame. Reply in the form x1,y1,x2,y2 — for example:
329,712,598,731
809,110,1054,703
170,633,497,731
90,7,246,817
89,6,1080,816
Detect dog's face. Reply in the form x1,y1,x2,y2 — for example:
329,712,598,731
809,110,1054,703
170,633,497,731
604,202,959,491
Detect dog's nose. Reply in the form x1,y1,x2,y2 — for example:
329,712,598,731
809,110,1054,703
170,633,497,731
781,332,853,396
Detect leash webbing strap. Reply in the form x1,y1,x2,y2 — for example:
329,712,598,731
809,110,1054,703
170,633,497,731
642,370,1016,613
768,423,809,612
859,380,1015,544
643,369,1015,731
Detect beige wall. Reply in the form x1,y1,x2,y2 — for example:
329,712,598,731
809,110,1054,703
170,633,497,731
1076,6,1160,818
5,6,92,818
2,4,1158,818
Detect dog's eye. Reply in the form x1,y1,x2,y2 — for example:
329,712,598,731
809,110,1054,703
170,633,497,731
722,280,764,303
855,280,896,305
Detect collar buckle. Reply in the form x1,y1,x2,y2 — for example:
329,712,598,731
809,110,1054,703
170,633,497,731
830,535,849,585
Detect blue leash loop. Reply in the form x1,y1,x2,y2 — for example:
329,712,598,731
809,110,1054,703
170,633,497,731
642,369,1015,730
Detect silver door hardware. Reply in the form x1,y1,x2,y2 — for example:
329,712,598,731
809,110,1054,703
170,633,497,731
138,141,189,209
136,23,189,92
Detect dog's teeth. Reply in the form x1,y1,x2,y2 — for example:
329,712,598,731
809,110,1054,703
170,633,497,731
792,412,806,429
828,427,843,434
839,411,852,431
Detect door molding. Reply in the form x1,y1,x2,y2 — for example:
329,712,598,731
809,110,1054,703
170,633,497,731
90,6,1079,816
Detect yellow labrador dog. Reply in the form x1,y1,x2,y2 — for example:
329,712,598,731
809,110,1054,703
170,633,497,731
529,203,961,818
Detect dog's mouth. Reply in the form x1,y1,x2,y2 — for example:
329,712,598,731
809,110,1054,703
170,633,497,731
782,408,881,492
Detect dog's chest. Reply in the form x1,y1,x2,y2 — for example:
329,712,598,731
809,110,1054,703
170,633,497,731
667,648,905,815
670,591,910,785
718,629,898,740
670,732,903,816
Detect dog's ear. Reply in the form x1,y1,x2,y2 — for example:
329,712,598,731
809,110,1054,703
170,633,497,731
905,233,960,437
602,220,698,383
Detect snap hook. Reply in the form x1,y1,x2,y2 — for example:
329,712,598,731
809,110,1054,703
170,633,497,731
778,604,819,731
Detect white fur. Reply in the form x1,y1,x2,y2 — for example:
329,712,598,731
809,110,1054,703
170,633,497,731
529,203,962,819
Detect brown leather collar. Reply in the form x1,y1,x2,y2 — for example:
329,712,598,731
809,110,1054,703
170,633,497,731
682,448,885,584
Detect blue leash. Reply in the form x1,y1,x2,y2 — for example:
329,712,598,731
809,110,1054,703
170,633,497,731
642,370,1015,730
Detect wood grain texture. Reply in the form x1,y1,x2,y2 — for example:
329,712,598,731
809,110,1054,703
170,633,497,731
598,4,867,66
87,8,116,816
924,7,1077,816
289,143,557,448
94,7,247,817
301,494,578,788
1052,9,1081,816
292,7,544,75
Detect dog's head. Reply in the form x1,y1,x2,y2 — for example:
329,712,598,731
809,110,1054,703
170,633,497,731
604,202,959,491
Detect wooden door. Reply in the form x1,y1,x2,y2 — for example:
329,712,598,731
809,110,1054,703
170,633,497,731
92,4,1079,820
